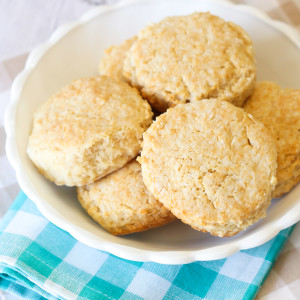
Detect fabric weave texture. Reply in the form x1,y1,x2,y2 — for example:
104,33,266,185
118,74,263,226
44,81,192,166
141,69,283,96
0,192,294,300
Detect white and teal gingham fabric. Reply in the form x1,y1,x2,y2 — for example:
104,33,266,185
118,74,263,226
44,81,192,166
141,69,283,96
0,192,295,300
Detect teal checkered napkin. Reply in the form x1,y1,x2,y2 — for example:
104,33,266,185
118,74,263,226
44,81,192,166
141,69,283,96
0,192,295,300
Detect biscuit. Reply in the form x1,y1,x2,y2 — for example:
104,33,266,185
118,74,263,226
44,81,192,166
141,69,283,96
77,160,175,235
140,100,277,237
27,76,153,186
123,12,256,112
244,81,300,197
99,36,137,82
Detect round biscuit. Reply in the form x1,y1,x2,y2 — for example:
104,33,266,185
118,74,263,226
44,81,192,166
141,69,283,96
77,160,175,235
123,12,256,112
99,36,137,82
27,76,153,186
140,100,277,237
244,81,300,197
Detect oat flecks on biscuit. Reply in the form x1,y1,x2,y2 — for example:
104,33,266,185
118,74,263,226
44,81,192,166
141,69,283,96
27,76,153,186
99,36,137,82
123,12,256,112
77,160,175,235
140,100,277,237
244,81,300,198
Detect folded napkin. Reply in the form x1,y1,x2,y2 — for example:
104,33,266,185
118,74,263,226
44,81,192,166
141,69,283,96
0,192,295,300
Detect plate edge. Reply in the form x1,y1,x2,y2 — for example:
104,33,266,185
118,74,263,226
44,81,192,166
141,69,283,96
5,0,300,264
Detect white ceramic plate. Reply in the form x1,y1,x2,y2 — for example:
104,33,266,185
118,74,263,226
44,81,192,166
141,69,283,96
5,0,300,264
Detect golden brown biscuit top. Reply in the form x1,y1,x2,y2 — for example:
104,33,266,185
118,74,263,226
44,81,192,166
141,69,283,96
140,100,277,226
99,36,137,81
244,81,300,173
77,160,175,235
79,160,170,217
124,12,255,106
30,76,153,151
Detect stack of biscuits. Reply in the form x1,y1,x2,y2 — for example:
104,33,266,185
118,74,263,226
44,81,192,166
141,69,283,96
27,12,300,237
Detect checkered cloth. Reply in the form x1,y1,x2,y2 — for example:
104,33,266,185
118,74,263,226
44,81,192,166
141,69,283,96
0,192,295,300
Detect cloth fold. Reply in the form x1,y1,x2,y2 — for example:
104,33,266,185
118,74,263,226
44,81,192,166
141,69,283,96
0,192,295,300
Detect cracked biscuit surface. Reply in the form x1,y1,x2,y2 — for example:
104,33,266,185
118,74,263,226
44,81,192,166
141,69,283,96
77,160,175,235
140,100,277,237
244,81,300,197
99,36,137,82
27,76,153,186
123,12,256,112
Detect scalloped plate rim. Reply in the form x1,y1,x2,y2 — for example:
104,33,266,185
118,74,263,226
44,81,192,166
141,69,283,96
4,0,300,264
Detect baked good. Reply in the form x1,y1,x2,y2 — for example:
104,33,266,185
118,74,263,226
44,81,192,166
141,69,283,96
123,12,256,112
27,76,153,186
244,81,300,197
140,100,277,237
77,159,175,235
99,36,137,82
